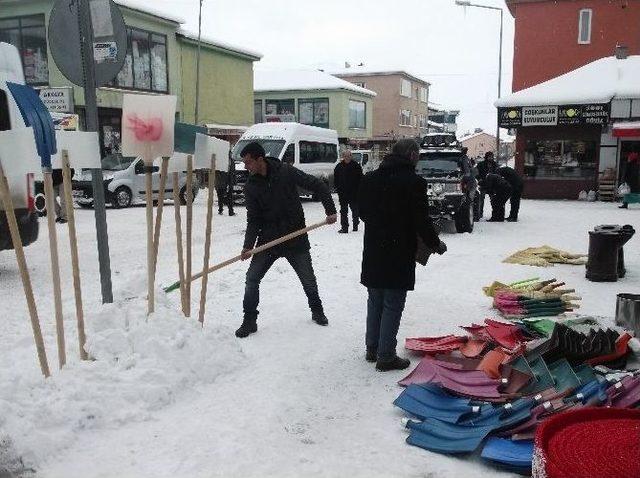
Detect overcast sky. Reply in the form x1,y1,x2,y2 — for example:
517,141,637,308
133,0,515,135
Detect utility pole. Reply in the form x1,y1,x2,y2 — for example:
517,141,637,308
77,0,113,303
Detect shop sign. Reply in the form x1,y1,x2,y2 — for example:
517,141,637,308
498,104,610,128
39,87,74,113
522,106,558,126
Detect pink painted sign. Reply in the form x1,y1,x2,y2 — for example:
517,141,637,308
121,94,177,162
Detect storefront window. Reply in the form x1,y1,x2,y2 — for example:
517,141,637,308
524,139,597,180
298,98,329,128
112,28,168,92
0,15,49,85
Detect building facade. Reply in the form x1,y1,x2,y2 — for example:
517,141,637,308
253,70,375,142
333,69,430,143
0,0,260,155
502,0,640,199
508,0,640,92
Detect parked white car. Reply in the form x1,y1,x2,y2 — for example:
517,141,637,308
72,154,198,209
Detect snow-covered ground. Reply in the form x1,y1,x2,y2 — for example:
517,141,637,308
1,196,638,477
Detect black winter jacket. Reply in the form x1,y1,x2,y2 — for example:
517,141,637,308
334,160,363,197
482,173,512,198
359,154,441,291
243,159,336,253
476,159,497,181
497,166,524,192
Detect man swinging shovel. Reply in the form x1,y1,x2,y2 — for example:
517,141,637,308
236,142,337,338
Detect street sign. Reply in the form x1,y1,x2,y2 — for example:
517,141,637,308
39,87,74,113
48,0,127,87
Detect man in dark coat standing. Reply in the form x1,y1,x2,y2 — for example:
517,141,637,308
214,169,234,216
359,139,447,371
235,142,338,338
497,166,524,221
475,151,498,219
334,148,363,233
480,172,512,222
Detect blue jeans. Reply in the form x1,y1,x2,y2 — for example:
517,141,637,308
243,249,323,319
366,288,408,361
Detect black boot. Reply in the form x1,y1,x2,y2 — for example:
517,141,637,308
376,355,410,372
338,228,348,234
312,311,329,326
365,347,377,363
506,217,518,222
235,316,257,338
619,203,628,209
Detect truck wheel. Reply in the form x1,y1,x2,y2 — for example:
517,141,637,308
34,192,47,216
455,201,474,233
113,186,132,208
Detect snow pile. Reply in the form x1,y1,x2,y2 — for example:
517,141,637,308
0,274,244,470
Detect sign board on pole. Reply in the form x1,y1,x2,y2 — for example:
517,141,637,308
48,0,127,87
498,104,610,128
194,133,230,170
39,87,74,113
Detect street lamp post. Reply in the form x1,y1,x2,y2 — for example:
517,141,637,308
194,0,204,125
455,0,503,159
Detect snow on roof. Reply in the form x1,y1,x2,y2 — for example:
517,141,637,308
459,131,493,142
115,0,185,24
254,70,377,97
496,55,640,107
177,29,262,60
330,65,430,85
613,121,640,130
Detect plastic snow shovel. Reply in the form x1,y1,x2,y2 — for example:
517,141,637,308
607,375,640,408
404,335,468,354
481,437,534,475
548,359,582,394
394,384,479,423
520,357,555,395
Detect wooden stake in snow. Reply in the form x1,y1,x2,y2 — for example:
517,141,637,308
185,154,194,317
198,154,216,324
152,157,169,276
164,220,329,293
172,172,187,315
145,157,154,315
0,163,50,377
61,150,88,360
43,168,66,368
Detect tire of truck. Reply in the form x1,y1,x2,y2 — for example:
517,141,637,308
112,186,132,209
454,201,474,233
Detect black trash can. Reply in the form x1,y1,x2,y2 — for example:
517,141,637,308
586,224,635,282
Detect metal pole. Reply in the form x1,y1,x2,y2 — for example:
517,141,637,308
194,0,204,125
496,8,503,160
78,0,113,303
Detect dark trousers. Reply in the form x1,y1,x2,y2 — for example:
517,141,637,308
243,249,323,319
508,188,522,219
490,193,510,221
216,184,231,214
366,288,408,361
338,193,359,230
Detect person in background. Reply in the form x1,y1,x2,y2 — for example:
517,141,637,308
214,168,234,216
359,139,447,372
334,148,363,233
480,172,512,222
497,165,524,222
619,148,639,209
52,168,72,224
235,142,337,338
475,151,498,219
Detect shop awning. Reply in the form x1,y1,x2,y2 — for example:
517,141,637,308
612,122,640,138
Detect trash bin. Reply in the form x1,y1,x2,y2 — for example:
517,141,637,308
615,293,640,336
586,224,635,282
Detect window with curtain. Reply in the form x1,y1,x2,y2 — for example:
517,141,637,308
400,79,412,98
0,15,49,85
265,99,295,117
298,98,329,128
112,27,169,92
400,109,412,126
349,100,366,129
